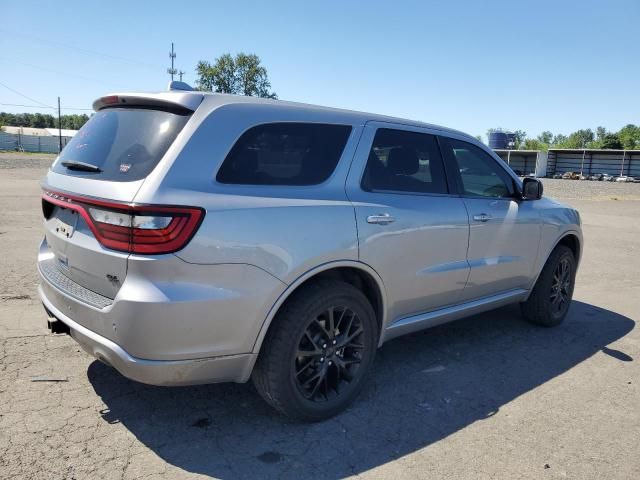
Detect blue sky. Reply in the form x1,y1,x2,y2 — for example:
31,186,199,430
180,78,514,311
1,0,638,140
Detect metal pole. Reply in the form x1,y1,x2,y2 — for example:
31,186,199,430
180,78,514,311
170,43,175,81
57,97,62,153
620,151,625,177
507,150,511,165
580,149,585,177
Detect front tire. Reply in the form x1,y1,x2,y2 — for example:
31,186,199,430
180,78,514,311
252,280,378,422
521,245,576,327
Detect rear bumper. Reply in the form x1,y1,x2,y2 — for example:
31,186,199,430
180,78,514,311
36,235,286,386
40,285,257,386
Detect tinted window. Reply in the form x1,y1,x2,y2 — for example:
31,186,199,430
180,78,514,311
52,107,190,181
217,123,352,186
361,128,448,194
445,138,514,198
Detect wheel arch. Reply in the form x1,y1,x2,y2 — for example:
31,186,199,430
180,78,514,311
251,261,388,355
526,230,582,299
557,232,581,264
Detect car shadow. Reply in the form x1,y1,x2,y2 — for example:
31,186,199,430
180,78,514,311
87,300,634,479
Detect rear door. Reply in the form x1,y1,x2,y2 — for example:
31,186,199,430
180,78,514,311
438,136,542,301
346,123,470,323
42,105,192,298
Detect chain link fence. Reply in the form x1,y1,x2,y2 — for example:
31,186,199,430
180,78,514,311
0,131,71,153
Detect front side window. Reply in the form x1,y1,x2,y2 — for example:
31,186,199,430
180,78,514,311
216,123,352,186
361,128,448,195
444,138,514,198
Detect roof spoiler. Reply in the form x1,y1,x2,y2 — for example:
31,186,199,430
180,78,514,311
92,91,203,112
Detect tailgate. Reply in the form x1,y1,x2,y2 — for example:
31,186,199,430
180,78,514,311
42,195,129,299
39,100,195,300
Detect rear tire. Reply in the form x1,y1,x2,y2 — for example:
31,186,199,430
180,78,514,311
252,280,378,422
521,245,576,327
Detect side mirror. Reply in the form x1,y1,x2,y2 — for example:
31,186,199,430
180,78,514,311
522,177,543,200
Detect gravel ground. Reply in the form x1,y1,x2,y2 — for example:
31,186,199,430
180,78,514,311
0,152,56,170
1,153,639,479
540,178,640,201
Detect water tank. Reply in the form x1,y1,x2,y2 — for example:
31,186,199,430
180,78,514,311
488,130,516,150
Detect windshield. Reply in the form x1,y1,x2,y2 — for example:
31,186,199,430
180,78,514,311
52,107,190,181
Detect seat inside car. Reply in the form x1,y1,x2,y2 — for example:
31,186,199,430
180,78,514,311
386,146,423,191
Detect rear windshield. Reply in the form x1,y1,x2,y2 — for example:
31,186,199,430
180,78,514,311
52,107,190,181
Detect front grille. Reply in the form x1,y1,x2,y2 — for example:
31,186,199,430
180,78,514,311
39,258,113,309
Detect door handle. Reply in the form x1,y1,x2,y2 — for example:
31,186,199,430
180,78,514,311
472,213,492,222
367,213,396,225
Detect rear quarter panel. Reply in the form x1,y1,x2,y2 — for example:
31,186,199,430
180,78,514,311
134,102,364,284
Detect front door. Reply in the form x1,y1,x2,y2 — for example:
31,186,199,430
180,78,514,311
346,123,470,324
439,136,542,301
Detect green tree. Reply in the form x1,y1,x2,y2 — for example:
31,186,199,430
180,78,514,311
600,133,623,149
552,134,568,146
523,138,544,150
537,131,553,144
617,124,640,149
32,113,47,128
196,53,277,98
567,129,594,148
513,130,527,149
196,54,236,93
0,112,89,130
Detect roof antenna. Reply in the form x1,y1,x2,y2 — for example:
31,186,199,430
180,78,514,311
168,80,193,91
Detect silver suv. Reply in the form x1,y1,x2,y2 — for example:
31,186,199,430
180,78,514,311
38,86,582,421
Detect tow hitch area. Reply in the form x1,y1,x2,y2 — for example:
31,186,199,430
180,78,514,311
44,306,71,335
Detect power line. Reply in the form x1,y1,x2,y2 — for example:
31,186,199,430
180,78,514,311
60,106,94,111
0,103,93,111
0,29,163,71
0,102,51,109
0,103,49,108
0,56,110,85
0,81,54,109
0,103,92,112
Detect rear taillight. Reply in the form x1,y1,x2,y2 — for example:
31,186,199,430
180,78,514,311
42,190,204,254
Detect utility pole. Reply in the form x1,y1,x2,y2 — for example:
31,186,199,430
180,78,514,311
178,70,185,81
57,96,62,153
167,42,177,81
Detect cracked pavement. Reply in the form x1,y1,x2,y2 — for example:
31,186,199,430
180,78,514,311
1,156,639,479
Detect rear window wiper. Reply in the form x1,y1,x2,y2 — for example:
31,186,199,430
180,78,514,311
61,160,102,172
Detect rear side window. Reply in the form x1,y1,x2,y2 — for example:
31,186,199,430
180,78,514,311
52,107,190,181
361,128,448,195
216,123,352,186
